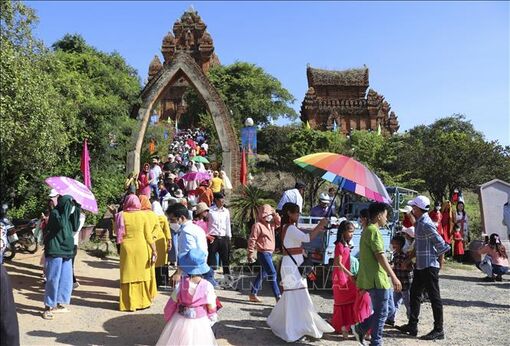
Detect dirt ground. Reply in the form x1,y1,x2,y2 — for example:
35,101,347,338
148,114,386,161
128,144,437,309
4,249,510,346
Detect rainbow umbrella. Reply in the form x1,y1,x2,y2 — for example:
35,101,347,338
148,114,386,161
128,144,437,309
294,152,392,204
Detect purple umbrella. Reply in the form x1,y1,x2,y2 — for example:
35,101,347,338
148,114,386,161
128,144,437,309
181,172,211,182
45,176,98,214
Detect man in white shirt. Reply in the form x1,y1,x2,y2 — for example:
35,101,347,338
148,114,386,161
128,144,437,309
277,181,306,212
150,158,162,200
207,192,232,276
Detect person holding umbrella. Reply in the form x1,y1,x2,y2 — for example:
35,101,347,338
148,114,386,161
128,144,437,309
42,195,81,320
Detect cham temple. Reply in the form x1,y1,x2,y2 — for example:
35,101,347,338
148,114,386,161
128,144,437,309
300,66,400,135
147,9,220,126
144,9,399,136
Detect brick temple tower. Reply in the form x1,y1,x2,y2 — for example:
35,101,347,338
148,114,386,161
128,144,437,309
147,8,220,126
300,65,399,135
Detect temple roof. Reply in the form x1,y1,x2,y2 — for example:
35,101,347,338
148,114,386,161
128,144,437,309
307,66,369,87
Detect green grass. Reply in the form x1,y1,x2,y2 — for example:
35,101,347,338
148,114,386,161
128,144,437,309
443,258,476,271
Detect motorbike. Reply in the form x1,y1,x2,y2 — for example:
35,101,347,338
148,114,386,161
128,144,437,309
1,218,15,261
0,203,38,261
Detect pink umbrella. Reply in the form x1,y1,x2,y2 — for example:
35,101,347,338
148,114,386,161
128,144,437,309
45,176,98,214
181,172,211,182
80,139,91,189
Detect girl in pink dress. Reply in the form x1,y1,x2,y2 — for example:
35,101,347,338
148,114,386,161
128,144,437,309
331,221,371,338
156,248,218,346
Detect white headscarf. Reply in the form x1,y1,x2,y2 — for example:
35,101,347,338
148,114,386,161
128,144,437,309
151,201,165,216
221,170,233,190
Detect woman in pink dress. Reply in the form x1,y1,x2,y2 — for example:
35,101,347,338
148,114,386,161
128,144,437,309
137,163,153,198
331,221,371,338
156,248,218,346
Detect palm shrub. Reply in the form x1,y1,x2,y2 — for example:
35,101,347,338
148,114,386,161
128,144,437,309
229,185,275,239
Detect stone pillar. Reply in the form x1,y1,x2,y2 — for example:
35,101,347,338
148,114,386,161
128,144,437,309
479,180,510,258
126,150,140,175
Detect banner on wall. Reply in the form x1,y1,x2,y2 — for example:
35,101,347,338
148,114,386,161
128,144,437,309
241,126,257,154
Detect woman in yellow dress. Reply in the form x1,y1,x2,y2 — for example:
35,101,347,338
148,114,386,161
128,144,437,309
139,195,163,299
152,201,172,287
115,194,157,311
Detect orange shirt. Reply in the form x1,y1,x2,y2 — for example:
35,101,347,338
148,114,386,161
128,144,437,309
197,186,214,207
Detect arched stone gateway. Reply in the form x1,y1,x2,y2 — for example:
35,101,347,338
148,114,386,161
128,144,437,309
126,52,239,186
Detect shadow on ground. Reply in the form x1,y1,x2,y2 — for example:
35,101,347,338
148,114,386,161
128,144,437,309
27,313,165,345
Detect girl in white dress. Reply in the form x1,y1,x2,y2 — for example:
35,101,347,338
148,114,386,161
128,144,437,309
267,202,334,342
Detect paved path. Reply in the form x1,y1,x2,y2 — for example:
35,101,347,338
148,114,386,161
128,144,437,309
4,250,509,345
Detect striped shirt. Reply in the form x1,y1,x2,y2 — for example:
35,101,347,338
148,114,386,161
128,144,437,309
415,213,450,270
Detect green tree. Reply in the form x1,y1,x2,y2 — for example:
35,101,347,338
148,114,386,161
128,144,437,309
347,130,425,190
184,61,297,131
402,114,510,202
0,0,70,212
260,126,348,209
1,1,141,221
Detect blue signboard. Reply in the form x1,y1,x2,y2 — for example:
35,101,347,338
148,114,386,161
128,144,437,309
241,126,257,154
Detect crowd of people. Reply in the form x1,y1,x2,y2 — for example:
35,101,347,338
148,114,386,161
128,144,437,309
1,131,508,345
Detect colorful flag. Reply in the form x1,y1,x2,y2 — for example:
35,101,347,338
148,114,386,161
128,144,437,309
333,120,338,132
240,149,248,186
80,139,91,189
377,123,382,136
305,121,311,129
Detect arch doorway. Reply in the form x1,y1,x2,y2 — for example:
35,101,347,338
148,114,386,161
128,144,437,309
127,52,239,186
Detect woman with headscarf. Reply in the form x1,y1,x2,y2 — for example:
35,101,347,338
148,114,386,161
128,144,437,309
220,170,233,193
115,195,157,312
152,200,172,288
139,195,163,298
138,163,153,198
42,195,81,320
247,204,281,303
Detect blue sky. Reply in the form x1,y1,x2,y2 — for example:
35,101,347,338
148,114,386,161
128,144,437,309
28,1,509,145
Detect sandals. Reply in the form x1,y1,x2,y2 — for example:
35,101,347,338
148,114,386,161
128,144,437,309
42,309,54,320
54,304,70,313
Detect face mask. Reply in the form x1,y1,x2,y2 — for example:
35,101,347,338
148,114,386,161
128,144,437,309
435,206,441,211
264,215,273,223
170,223,180,232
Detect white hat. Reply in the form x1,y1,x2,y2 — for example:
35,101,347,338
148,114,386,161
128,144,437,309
319,193,331,203
168,154,175,159
174,189,184,198
48,189,59,198
408,195,431,211
399,205,412,214
402,226,415,238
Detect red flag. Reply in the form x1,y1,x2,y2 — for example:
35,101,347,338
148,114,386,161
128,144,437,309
80,139,92,189
240,149,248,186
